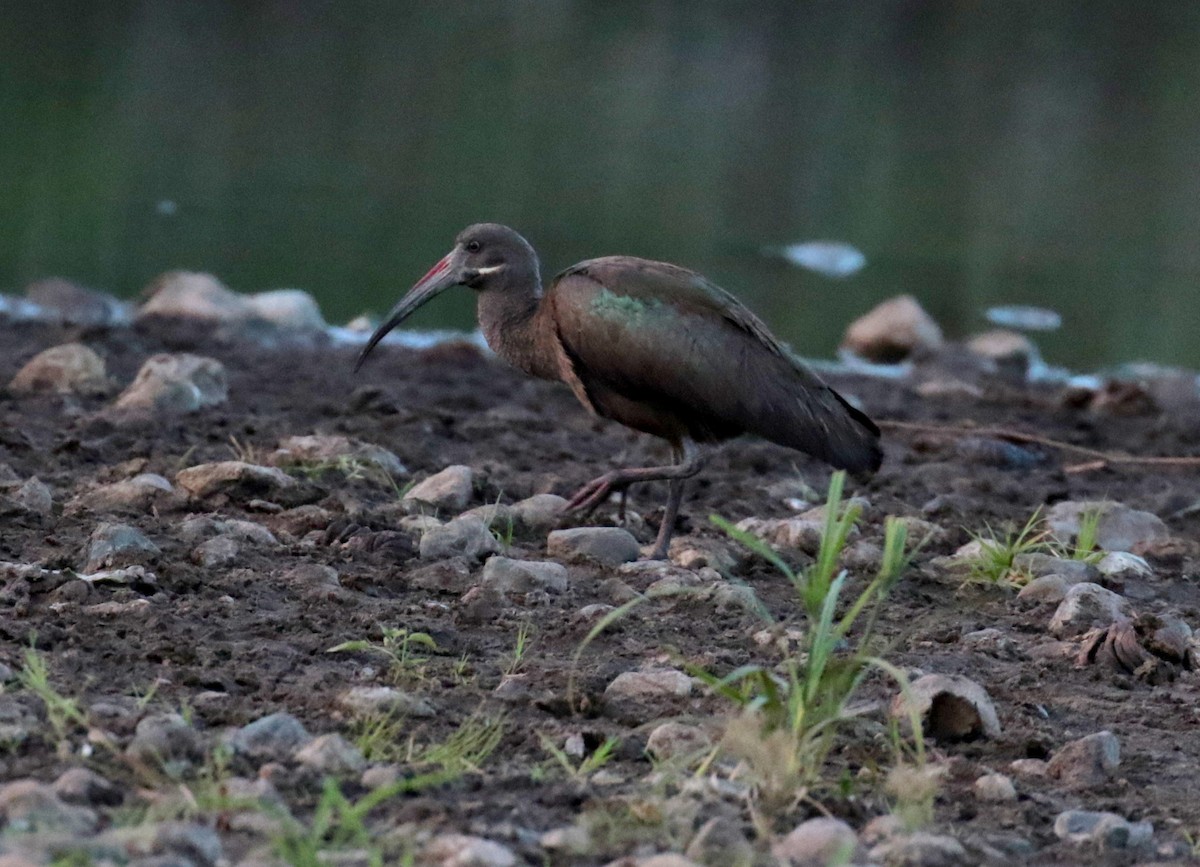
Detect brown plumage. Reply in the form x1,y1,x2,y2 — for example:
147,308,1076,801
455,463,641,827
356,223,881,559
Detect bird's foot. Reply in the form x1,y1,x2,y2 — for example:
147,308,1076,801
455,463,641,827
566,471,627,516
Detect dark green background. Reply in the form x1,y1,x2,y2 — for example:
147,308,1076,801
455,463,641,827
4,2,1198,369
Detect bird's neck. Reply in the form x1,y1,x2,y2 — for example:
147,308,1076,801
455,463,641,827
477,276,558,380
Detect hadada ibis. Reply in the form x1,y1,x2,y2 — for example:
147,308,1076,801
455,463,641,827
356,223,881,559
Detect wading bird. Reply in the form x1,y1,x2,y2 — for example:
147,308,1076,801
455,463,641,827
356,224,881,559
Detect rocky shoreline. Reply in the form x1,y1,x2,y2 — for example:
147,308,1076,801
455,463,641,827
0,273,1199,865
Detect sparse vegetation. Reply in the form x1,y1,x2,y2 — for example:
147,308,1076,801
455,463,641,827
18,643,87,748
328,626,438,686
539,732,620,782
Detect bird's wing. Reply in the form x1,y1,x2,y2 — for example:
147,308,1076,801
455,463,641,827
547,257,881,472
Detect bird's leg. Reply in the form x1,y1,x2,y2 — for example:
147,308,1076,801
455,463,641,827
617,488,629,524
567,443,705,555
648,445,689,560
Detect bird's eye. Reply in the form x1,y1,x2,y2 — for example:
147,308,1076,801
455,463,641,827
466,240,481,253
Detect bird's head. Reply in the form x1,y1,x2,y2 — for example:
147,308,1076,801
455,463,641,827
354,223,539,371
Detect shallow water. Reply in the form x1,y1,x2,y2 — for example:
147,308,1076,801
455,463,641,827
4,2,1200,370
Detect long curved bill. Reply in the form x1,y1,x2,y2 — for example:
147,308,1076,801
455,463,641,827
354,249,462,372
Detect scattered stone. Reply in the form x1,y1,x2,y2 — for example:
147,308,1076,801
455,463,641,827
1096,551,1153,579
966,329,1039,377
126,713,203,766
861,814,905,845
511,493,568,533
1047,500,1168,553
53,767,123,807
772,816,860,865
83,522,159,572
481,556,569,596
192,536,239,568
1012,552,1098,582
228,712,313,763
176,461,295,500
961,627,1019,659
645,722,711,761
0,779,99,835
973,772,1017,802
5,477,53,518
404,465,474,512
9,342,109,396
154,821,224,867
139,271,250,322
338,686,435,718
408,557,475,593
1016,574,1073,606
1053,809,1152,850
635,856,701,867
270,434,406,479
867,832,967,867
1048,583,1133,638
294,733,366,775
540,824,592,854
361,764,402,790
547,527,640,566
1047,731,1120,788
215,519,278,546
423,833,517,867
25,276,129,326
0,696,37,745
605,669,692,701
735,515,827,554
245,288,326,330
1009,758,1048,778
419,516,501,561
68,473,177,515
841,294,943,363
112,353,228,414
891,674,1001,740
684,816,754,866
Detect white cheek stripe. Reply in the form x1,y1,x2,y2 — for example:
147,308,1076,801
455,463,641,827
475,265,505,275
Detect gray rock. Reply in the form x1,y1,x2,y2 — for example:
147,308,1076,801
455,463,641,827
14,477,52,518
841,294,943,363
113,353,228,413
1096,551,1153,579
338,686,435,718
0,779,99,835
481,556,569,596
83,523,159,572
1047,730,1120,788
1048,583,1132,638
176,461,295,500
1013,552,1098,582
138,271,251,322
0,696,37,745
1009,758,1048,778
68,473,176,515
867,832,967,867
154,822,224,867
773,816,860,865
214,519,278,546
645,722,712,762
25,277,129,327
684,816,754,866
228,712,312,763
891,673,1001,740
192,536,239,568
960,627,1019,658
294,733,366,775
605,669,693,701
419,515,500,561
1047,500,1168,552
973,772,1017,802
126,713,203,766
1053,809,1152,850
637,857,702,867
966,329,1039,374
547,527,640,566
53,767,123,806
423,833,517,867
408,557,475,592
270,434,406,479
245,289,326,330
9,342,109,396
1016,574,1073,606
735,515,826,553
404,465,474,512
510,493,568,533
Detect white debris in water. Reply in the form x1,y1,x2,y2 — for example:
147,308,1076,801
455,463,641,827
772,241,866,278
0,295,51,322
156,199,178,216
326,325,490,352
985,304,1062,332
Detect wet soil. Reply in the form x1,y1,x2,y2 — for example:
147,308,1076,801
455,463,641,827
3,317,1200,865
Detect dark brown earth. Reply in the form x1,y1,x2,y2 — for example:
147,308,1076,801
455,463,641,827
3,315,1200,866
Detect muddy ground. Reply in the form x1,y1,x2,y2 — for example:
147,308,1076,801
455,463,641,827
2,314,1200,866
